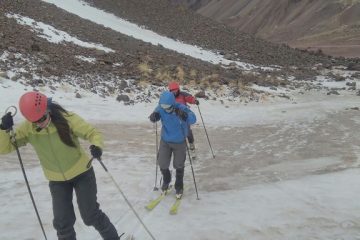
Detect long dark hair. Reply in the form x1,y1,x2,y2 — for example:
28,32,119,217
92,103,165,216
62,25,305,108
49,102,76,148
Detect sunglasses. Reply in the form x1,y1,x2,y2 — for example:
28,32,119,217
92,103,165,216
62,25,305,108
160,104,173,112
34,113,48,124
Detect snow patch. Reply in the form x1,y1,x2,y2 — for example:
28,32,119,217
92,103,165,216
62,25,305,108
6,13,115,53
41,0,272,71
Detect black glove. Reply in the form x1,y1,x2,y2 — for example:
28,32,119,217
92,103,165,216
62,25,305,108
0,112,14,131
195,100,199,105
175,108,188,121
90,145,102,159
149,112,160,123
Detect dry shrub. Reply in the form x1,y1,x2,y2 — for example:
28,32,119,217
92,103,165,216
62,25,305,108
138,62,152,76
189,69,197,78
175,66,185,82
138,80,150,88
200,74,219,83
240,72,261,84
258,93,271,103
155,68,172,82
210,81,221,88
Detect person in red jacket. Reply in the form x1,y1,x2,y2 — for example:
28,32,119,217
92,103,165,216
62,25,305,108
168,81,199,152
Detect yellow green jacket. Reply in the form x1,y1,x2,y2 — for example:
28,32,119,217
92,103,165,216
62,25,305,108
0,112,103,181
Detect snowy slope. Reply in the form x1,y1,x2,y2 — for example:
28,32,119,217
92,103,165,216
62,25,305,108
1,0,360,240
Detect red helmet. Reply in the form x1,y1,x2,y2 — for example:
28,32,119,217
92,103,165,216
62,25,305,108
168,81,180,91
19,92,48,122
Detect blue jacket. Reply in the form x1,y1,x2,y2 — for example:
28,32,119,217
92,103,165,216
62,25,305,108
154,91,196,143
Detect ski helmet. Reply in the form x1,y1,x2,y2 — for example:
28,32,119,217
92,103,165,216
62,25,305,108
168,81,180,91
159,91,176,106
19,92,48,122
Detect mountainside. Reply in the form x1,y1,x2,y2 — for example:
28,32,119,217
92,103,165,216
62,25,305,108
172,0,360,58
1,0,359,105
84,0,346,67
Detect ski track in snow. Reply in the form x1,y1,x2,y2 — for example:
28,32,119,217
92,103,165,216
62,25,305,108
1,106,360,239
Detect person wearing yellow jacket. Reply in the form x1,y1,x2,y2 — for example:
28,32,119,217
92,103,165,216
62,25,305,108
0,91,120,240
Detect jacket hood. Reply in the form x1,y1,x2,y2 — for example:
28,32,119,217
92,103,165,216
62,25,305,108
159,91,175,106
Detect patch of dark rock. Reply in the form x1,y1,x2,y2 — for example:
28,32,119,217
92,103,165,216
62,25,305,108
327,90,340,95
346,82,356,87
116,94,130,102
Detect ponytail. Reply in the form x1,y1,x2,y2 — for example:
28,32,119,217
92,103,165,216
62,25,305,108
48,102,76,148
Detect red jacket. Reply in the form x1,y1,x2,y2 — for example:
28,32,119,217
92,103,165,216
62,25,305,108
175,91,196,106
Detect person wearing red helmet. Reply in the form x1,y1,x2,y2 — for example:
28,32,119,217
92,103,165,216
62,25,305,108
168,81,199,153
0,92,121,240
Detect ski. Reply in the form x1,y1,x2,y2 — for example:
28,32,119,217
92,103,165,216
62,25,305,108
145,193,166,211
169,196,182,215
145,187,172,211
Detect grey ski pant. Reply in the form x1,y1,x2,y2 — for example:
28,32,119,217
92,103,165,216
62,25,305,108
158,140,186,190
49,168,119,240
158,139,186,170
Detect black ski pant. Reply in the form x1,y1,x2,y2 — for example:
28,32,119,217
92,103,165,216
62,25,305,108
49,168,119,240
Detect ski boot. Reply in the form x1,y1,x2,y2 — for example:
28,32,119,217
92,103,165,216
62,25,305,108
160,168,171,194
175,188,183,199
175,168,184,199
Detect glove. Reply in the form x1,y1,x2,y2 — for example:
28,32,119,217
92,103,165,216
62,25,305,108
195,100,199,105
149,112,160,123
0,112,14,131
175,108,188,121
90,145,102,159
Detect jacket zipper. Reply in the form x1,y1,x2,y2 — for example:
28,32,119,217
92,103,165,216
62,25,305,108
46,128,67,180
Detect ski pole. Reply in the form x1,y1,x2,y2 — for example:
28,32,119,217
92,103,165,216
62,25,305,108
185,141,200,200
153,122,159,191
196,104,215,159
5,106,48,240
178,117,200,200
91,157,157,240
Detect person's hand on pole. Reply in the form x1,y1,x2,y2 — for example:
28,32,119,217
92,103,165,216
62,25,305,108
90,145,102,159
149,112,160,123
0,112,14,131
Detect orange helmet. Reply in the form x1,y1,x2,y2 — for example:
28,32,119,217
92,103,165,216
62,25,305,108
19,92,48,122
168,81,180,91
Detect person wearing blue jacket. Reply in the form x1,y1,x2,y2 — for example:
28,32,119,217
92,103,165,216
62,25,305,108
149,91,196,197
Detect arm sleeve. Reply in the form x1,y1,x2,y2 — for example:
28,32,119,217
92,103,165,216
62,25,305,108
68,113,104,149
0,122,29,154
154,105,161,113
182,92,196,104
185,109,196,125
177,103,196,125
